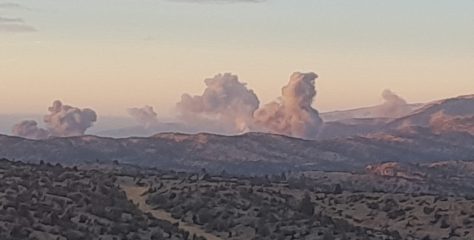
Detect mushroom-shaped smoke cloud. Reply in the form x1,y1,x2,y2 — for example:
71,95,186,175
254,72,323,139
177,73,260,133
12,100,97,139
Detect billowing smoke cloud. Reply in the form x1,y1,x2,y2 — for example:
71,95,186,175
375,89,412,118
112,71,324,139
12,120,49,140
128,106,159,128
177,73,260,133
12,100,97,139
44,100,97,137
253,72,323,139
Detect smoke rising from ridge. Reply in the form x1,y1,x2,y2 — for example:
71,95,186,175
44,100,97,137
174,72,323,138
12,120,50,140
12,100,97,139
253,72,323,139
11,71,325,140
177,73,260,133
375,89,412,118
128,106,159,128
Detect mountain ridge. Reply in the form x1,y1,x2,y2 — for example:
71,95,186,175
1,125,473,174
1,94,472,174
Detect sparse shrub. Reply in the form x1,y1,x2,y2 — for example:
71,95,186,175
299,193,314,216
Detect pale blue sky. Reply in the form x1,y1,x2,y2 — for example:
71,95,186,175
1,0,473,116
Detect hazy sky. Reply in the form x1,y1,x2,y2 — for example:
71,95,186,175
1,0,473,117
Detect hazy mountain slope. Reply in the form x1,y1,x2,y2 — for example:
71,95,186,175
94,122,193,138
1,124,473,174
0,133,344,173
318,95,474,139
317,127,474,167
2,94,473,174
386,94,474,129
320,103,424,122
88,95,473,140
318,118,390,139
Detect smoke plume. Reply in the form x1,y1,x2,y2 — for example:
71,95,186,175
253,72,323,139
375,89,412,118
12,120,49,140
44,100,97,137
177,73,260,133
128,106,159,128
12,100,97,139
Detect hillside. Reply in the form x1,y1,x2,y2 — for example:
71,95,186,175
1,94,472,175
0,125,473,174
3,158,473,240
318,95,474,139
385,94,474,130
0,159,197,240
124,164,474,240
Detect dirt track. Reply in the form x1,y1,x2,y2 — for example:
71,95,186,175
122,184,223,240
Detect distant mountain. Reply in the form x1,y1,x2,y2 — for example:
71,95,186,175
320,103,424,122
0,133,335,174
92,95,473,140
95,122,192,138
385,94,474,129
319,95,474,139
1,94,472,174
318,118,391,139
1,123,473,174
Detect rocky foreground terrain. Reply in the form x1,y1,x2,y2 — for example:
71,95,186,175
117,158,473,240
304,160,474,197
1,158,473,240
0,159,201,240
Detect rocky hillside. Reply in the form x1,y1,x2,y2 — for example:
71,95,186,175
132,167,474,240
0,159,197,240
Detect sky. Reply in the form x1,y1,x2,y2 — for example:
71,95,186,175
1,0,473,117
